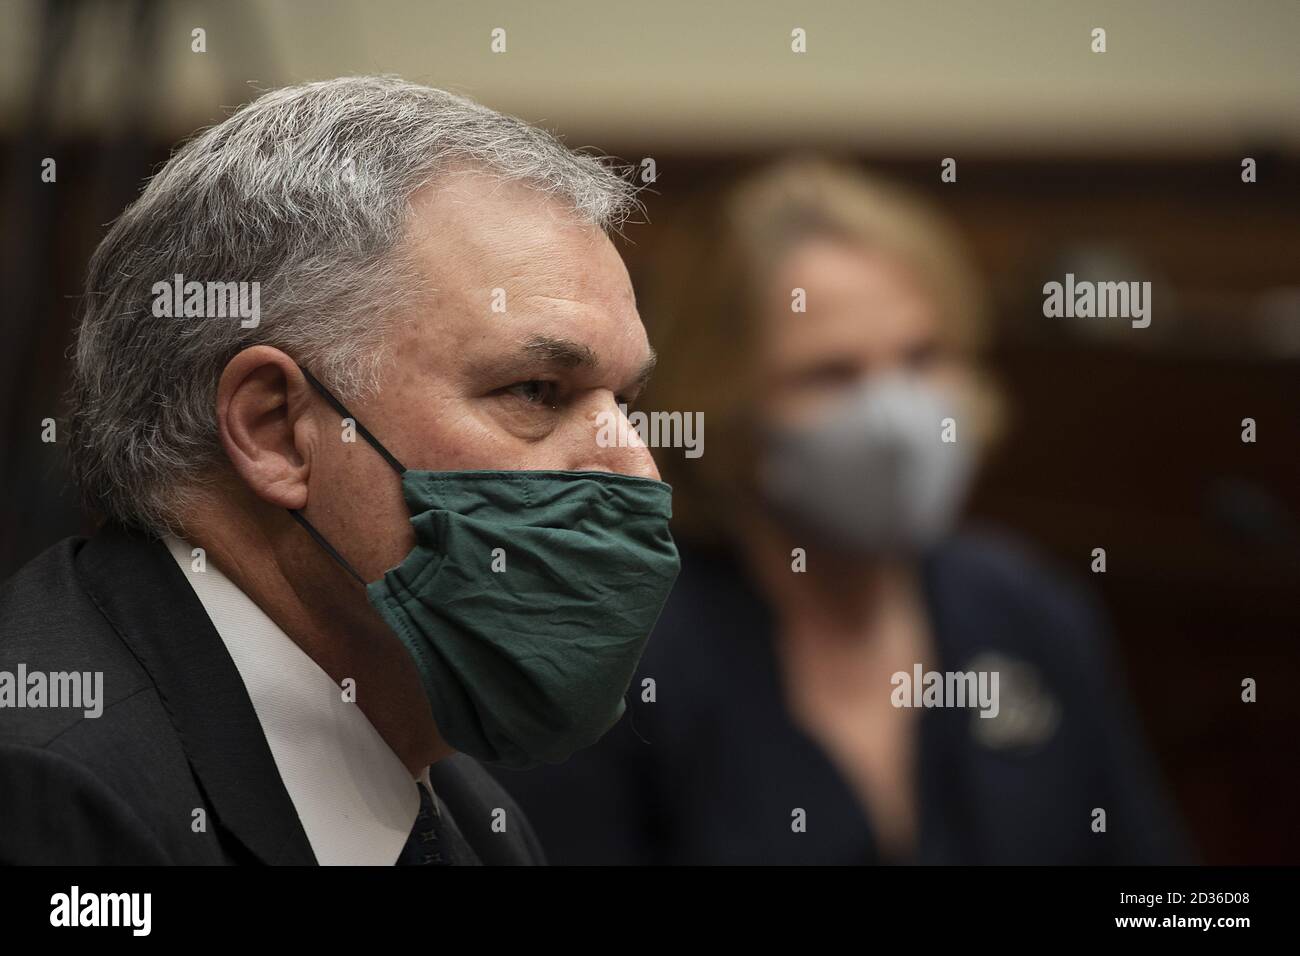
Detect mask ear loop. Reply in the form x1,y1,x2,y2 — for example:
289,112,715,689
297,366,408,475
288,365,409,587
288,509,368,586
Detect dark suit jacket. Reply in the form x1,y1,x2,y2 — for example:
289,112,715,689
494,530,1194,865
0,523,545,865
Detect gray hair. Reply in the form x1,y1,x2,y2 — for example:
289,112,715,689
69,76,639,536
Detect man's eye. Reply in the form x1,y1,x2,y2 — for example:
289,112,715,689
505,380,560,408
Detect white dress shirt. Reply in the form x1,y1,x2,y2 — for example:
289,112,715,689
165,536,429,865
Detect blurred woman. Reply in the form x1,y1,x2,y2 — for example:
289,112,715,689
494,159,1190,865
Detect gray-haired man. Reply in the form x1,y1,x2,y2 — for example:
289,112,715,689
0,76,680,865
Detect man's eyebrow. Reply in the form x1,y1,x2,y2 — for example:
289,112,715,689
511,334,657,392
521,335,598,369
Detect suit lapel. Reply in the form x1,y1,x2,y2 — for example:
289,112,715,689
430,754,537,865
76,522,318,865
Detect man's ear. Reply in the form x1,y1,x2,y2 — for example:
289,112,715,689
217,346,316,510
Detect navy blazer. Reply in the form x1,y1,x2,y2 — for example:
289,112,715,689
0,523,545,865
493,530,1192,865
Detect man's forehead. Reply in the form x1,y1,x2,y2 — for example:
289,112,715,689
407,180,630,303
394,170,645,384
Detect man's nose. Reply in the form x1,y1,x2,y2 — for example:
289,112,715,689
572,396,662,480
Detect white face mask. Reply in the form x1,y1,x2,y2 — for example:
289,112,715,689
759,372,975,556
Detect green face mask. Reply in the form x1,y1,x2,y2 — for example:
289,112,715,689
288,368,681,770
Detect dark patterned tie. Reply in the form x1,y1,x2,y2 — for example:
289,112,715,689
396,781,479,866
